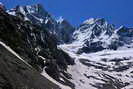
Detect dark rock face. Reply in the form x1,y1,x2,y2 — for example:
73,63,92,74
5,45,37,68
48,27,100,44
0,43,60,89
77,41,104,54
117,26,133,44
0,10,74,88
57,19,75,43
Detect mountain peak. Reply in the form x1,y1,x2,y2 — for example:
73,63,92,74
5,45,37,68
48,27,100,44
0,2,3,5
83,18,95,24
83,18,107,26
118,25,126,29
57,16,64,24
7,4,51,24
0,2,6,11
15,3,45,14
95,18,106,25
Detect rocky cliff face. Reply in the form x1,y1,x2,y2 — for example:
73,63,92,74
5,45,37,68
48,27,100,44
7,4,75,44
0,9,74,89
57,17,75,43
0,41,60,89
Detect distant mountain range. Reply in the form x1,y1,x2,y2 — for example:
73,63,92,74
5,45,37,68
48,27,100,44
73,18,133,53
0,3,133,89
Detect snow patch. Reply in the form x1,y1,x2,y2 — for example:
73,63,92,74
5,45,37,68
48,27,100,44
57,16,64,24
7,9,16,16
41,69,72,89
59,42,133,89
83,18,95,24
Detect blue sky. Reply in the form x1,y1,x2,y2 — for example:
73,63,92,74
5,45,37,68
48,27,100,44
1,0,133,27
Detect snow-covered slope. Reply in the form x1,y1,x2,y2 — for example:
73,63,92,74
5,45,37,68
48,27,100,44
41,69,71,89
72,18,133,53
59,43,133,89
58,18,133,89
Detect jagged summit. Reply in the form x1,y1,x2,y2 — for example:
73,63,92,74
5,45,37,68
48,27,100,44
8,4,46,14
83,18,95,24
7,4,75,44
7,3,51,24
72,18,133,53
57,16,64,24
82,18,107,26
0,2,6,11
16,4,45,13
0,2,3,6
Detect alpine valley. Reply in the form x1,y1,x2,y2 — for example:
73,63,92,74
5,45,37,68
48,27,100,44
0,3,133,89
